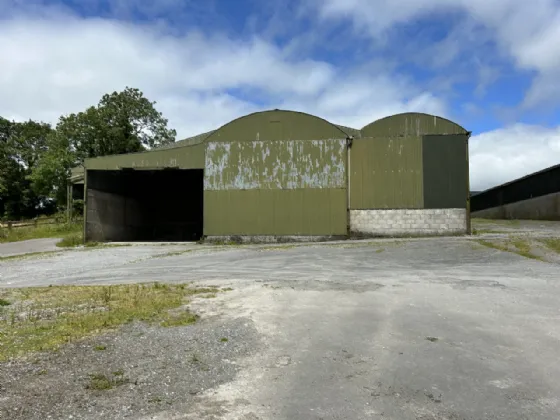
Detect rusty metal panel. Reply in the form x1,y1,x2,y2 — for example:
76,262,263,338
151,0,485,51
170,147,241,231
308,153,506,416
361,113,467,138
205,140,346,190
84,143,204,170
422,135,469,209
350,137,424,209
204,189,347,235
207,110,349,142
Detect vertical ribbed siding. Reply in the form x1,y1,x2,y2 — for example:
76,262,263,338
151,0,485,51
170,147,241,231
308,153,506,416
422,134,469,209
204,139,348,236
350,137,424,209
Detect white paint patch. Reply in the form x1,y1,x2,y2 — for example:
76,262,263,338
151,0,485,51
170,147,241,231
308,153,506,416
204,139,346,190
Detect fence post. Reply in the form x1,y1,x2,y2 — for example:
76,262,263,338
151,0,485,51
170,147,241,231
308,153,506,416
7,221,12,232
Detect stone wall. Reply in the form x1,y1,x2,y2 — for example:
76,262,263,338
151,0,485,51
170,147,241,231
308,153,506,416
350,209,468,237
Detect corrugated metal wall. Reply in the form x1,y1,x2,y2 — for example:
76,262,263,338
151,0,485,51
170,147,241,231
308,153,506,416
85,143,204,170
422,135,469,209
350,137,424,209
361,113,467,138
204,139,347,236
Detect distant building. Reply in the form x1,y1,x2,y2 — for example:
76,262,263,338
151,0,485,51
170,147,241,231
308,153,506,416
471,164,560,220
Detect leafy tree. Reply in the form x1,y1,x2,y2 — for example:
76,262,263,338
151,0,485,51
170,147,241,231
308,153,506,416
30,87,176,204
0,117,53,219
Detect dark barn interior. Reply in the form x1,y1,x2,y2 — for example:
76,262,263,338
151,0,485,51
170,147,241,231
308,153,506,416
86,169,203,242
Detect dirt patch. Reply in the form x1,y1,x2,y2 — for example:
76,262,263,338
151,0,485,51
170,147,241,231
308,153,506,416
0,316,259,420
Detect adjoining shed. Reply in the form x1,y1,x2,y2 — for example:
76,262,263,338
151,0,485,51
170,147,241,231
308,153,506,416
70,110,471,243
471,164,560,220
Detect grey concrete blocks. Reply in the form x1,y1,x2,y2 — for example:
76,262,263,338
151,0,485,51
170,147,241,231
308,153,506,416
350,209,467,237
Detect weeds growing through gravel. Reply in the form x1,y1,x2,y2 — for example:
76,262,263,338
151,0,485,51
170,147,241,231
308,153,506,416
0,283,219,361
476,237,543,261
541,238,560,254
86,372,129,390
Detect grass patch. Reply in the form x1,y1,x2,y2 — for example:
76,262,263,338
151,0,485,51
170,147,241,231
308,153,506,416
0,220,82,244
472,218,520,226
472,228,507,235
0,251,62,262
94,345,107,351
476,237,543,261
0,298,11,306
220,337,228,342
86,373,129,390
541,238,560,254
0,282,218,361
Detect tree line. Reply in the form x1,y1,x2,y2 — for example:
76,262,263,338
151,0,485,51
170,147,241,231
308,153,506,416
0,87,176,220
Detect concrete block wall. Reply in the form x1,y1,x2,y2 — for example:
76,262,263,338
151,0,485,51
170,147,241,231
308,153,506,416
350,209,468,237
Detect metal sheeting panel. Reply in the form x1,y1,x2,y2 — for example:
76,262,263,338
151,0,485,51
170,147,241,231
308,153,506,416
422,135,469,209
350,137,423,209
204,189,347,235
361,113,467,138
85,143,204,170
205,140,346,190
207,110,349,142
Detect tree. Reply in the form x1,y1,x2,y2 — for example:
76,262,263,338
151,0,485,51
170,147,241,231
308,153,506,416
30,87,176,204
0,117,53,219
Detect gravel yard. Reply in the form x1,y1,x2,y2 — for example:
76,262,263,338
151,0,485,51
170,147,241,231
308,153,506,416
1,223,560,420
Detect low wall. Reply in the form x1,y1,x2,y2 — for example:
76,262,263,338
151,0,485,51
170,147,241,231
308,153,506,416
350,209,468,237
472,192,560,221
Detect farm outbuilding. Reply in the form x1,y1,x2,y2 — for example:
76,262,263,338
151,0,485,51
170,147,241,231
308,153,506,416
471,163,560,220
69,110,472,243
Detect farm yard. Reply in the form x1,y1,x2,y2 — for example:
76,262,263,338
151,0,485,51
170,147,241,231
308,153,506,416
1,220,560,419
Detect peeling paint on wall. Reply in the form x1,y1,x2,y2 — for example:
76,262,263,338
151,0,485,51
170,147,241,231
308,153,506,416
205,140,346,190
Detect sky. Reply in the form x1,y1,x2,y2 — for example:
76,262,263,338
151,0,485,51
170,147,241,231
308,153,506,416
1,0,559,191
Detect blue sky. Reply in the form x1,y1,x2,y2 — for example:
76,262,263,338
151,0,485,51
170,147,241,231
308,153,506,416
1,0,559,190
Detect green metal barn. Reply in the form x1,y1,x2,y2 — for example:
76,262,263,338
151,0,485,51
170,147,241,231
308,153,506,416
69,110,471,243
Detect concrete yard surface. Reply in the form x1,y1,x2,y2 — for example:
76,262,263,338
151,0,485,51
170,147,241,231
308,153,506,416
1,232,560,419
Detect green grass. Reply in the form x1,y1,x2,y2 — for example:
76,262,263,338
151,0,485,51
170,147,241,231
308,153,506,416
0,283,218,361
0,220,82,244
541,238,560,254
86,372,129,390
0,298,11,306
476,237,543,261
0,251,61,262
472,218,521,228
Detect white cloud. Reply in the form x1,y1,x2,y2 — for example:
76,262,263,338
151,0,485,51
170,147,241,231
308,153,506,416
311,0,560,108
0,6,445,139
470,124,560,191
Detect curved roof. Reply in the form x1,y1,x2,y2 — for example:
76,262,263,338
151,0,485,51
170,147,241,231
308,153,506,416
206,109,350,142
361,112,468,138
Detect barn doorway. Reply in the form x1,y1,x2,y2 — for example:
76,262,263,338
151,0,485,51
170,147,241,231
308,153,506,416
85,169,203,242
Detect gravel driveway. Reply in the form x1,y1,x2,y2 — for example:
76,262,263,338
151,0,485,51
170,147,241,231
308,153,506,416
0,238,62,258
1,227,560,419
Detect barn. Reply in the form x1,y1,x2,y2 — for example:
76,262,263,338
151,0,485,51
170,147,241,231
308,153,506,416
68,110,472,243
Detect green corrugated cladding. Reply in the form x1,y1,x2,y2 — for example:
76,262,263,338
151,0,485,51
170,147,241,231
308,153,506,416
206,110,350,142
204,189,347,235
361,113,467,138
422,134,469,209
84,143,205,170
204,140,346,190
204,139,348,236
350,137,424,209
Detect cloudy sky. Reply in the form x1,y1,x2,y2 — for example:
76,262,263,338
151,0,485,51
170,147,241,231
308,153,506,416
1,0,559,190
